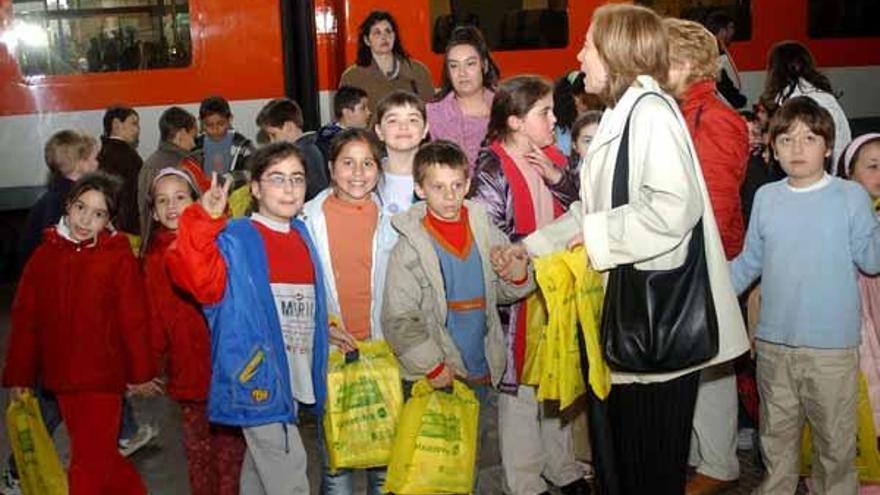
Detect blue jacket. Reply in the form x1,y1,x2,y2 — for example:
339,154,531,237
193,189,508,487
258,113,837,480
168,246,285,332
204,218,328,426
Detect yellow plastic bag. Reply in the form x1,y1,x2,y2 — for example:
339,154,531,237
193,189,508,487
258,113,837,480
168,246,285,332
124,233,141,256
531,247,610,406
553,260,588,410
323,340,404,471
800,372,880,483
534,253,583,408
536,300,560,403
228,184,252,218
560,247,611,401
520,292,548,387
6,392,68,495
384,379,479,494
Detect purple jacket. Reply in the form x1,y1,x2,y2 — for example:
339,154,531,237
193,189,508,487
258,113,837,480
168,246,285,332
469,143,581,391
469,145,580,242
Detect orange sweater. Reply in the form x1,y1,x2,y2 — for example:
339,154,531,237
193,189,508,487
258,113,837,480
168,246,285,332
323,194,378,340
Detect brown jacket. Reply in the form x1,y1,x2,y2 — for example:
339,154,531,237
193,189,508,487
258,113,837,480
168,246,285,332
339,58,434,114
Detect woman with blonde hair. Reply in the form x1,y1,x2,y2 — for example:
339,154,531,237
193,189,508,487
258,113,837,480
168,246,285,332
665,17,750,495
504,4,749,493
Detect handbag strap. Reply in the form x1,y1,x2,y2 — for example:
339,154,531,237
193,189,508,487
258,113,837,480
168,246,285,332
611,92,676,208
609,92,707,267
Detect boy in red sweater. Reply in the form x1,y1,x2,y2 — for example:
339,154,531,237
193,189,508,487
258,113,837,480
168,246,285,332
3,172,158,495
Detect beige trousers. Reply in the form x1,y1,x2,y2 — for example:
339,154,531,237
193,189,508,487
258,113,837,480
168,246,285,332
498,385,585,495
754,341,858,495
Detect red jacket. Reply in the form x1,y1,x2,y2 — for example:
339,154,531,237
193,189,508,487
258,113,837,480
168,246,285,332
681,80,749,259
3,228,155,393
144,228,211,402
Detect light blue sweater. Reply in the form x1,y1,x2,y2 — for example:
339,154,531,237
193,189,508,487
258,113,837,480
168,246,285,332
731,175,880,348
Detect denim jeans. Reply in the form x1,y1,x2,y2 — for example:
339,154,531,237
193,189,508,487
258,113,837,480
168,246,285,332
7,387,138,478
119,397,137,440
316,420,387,495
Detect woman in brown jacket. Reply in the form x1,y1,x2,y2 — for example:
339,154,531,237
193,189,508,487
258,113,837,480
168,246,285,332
339,11,434,114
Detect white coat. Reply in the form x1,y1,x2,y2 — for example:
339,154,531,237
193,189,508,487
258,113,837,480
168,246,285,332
301,188,398,341
524,76,750,385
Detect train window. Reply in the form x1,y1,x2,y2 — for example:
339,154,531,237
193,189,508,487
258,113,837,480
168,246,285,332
430,0,569,53
6,0,192,77
634,0,753,41
808,0,880,38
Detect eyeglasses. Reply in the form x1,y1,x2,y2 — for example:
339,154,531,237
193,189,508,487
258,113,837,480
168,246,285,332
261,174,306,189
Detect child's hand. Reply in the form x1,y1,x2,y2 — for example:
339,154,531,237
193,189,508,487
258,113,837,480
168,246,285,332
427,364,455,389
491,245,529,282
10,387,31,401
504,251,528,283
329,324,358,353
525,142,563,185
127,378,164,397
201,172,232,219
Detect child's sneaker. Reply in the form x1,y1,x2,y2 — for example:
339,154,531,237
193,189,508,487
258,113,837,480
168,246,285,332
118,423,159,457
0,468,22,495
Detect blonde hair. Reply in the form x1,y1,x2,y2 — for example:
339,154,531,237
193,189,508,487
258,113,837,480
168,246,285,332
663,18,720,87
590,3,669,106
44,130,97,177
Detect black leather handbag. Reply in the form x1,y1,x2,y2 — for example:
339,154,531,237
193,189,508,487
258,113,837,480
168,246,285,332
600,93,719,373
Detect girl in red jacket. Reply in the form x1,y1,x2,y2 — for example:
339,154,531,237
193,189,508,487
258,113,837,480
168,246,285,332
3,172,158,495
142,167,245,495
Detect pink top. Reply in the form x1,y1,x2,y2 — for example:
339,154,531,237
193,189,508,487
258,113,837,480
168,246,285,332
426,90,493,170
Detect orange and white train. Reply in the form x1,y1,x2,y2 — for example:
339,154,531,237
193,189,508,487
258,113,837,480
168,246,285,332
1,0,878,210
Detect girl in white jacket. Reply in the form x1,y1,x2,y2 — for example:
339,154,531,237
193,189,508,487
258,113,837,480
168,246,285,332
302,128,397,495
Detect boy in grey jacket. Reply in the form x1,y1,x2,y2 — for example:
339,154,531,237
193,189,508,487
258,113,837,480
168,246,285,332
382,140,534,493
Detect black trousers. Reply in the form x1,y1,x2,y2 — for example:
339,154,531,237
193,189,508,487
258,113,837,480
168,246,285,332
607,371,700,495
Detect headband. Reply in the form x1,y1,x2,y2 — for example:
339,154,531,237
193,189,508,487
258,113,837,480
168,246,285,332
152,167,199,194
843,133,880,176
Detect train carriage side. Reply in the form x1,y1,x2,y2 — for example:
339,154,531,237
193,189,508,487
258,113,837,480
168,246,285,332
0,0,878,213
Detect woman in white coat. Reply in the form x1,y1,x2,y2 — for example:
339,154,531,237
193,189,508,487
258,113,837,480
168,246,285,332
503,4,750,494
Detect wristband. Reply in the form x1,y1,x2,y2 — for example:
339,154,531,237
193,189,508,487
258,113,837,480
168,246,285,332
426,362,446,379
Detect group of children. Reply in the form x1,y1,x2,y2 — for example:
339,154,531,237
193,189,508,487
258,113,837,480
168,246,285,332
4,51,880,495
1,81,577,495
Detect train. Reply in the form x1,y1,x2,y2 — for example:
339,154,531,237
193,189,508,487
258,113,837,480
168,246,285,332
0,0,878,211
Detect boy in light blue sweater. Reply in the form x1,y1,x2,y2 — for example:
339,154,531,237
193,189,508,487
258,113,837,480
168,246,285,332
731,96,880,494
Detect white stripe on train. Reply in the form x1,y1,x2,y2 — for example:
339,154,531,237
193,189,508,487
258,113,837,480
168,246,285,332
1,65,879,191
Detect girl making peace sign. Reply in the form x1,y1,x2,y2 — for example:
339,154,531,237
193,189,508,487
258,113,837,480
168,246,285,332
166,142,329,495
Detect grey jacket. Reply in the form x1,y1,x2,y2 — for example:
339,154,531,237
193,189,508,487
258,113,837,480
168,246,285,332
381,201,535,385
